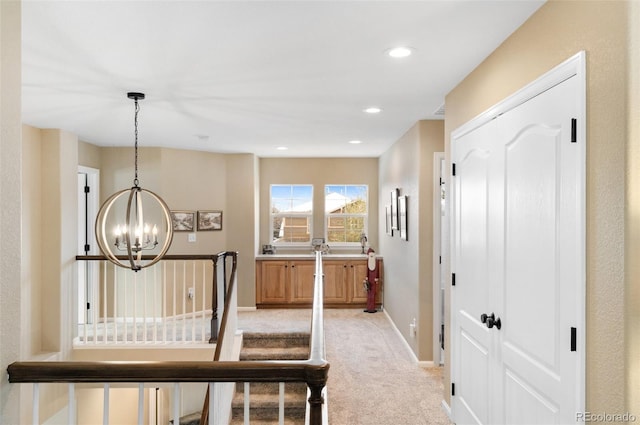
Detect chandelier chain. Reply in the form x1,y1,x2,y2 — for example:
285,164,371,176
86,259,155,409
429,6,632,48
133,98,140,187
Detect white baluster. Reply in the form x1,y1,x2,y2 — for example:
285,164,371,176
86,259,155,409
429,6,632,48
244,382,250,425
68,383,76,425
172,262,177,342
201,261,206,342
191,261,196,342
182,260,187,341
114,264,118,343
103,383,109,425
137,383,144,425
208,382,215,425
102,262,107,344
133,271,138,343
172,383,180,425
163,261,167,343
143,268,148,343
279,382,285,425
32,383,39,425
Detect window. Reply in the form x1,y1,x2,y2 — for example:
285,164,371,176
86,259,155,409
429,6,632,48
270,185,313,245
325,185,368,244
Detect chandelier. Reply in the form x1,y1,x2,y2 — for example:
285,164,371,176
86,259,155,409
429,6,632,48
95,92,173,271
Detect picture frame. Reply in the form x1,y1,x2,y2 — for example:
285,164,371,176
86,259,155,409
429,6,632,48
385,205,393,236
391,188,399,230
170,210,195,232
399,195,408,241
197,210,223,231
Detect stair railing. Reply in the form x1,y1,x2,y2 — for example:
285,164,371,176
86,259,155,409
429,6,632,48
75,254,222,345
199,250,329,425
7,251,329,425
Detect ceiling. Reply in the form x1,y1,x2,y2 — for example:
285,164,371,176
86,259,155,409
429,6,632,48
21,0,544,158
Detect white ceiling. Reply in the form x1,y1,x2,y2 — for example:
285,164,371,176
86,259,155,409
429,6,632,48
21,0,544,158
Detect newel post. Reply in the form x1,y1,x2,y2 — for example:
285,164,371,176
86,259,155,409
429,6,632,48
306,362,329,425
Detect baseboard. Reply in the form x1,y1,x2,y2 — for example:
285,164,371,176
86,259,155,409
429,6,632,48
382,309,419,363
417,360,435,368
237,306,257,312
441,400,452,420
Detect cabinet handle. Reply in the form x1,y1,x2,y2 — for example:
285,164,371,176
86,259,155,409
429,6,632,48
291,264,295,268
344,264,347,268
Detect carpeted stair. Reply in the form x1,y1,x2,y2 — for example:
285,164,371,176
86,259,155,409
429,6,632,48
230,331,310,424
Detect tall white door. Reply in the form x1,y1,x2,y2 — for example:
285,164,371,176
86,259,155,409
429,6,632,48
452,67,584,424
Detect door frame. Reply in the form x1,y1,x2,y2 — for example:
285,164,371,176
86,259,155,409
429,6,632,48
77,166,100,325
449,51,586,422
433,152,445,365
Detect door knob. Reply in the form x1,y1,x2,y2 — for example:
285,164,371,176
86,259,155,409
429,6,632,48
486,316,501,330
480,313,502,330
480,313,494,324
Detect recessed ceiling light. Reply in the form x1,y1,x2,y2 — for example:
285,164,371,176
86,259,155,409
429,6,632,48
388,46,413,58
276,146,288,150
364,107,382,114
348,140,362,145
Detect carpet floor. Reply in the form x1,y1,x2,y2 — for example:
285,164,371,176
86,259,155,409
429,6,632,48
237,309,452,425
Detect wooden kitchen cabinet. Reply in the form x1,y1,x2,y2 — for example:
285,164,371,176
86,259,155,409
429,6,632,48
256,257,383,308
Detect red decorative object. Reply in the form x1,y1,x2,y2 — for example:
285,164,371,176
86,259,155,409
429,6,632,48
364,248,379,313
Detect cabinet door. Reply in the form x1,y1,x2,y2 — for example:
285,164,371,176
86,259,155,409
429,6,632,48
259,261,288,303
289,261,316,304
323,261,348,303
349,261,369,303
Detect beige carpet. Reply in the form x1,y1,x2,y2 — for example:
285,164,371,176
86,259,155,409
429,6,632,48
237,309,452,425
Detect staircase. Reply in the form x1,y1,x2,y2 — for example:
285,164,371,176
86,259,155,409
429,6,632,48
230,331,310,424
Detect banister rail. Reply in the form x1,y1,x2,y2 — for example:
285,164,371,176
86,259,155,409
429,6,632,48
10,251,329,424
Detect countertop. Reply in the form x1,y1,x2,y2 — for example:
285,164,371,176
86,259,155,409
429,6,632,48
255,253,382,260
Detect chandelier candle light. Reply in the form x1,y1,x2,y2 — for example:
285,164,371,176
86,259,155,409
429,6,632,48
95,92,173,271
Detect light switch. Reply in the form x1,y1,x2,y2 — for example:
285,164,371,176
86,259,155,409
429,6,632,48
188,233,196,242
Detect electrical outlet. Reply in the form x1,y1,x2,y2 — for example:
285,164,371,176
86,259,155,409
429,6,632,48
188,287,194,300
188,233,196,242
409,318,417,337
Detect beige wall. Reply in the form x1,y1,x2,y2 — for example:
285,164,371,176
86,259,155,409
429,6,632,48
379,120,443,360
259,157,379,253
1,1,23,423
78,140,101,169
626,0,640,413
93,145,258,306
444,0,630,413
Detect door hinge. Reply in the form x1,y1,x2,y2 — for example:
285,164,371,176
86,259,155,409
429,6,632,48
571,118,577,143
441,324,445,350
84,185,90,194
571,327,577,351
452,163,456,176
451,273,456,286
439,255,442,264
87,302,91,310
451,383,455,396
84,244,90,253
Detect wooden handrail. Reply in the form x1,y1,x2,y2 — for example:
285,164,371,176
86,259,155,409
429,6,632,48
7,360,329,385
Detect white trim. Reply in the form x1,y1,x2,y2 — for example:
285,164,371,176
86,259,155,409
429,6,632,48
417,360,435,368
432,152,445,367
452,51,586,140
441,400,452,420
383,309,419,364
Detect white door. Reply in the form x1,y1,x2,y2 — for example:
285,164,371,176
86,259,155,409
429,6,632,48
452,62,584,424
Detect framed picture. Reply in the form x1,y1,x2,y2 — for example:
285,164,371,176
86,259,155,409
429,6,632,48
385,205,393,236
170,210,195,232
399,195,408,241
197,210,223,231
391,188,399,230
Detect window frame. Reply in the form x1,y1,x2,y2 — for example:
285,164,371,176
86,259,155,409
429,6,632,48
269,184,314,247
324,184,368,247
